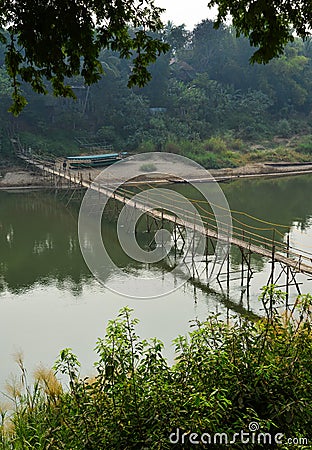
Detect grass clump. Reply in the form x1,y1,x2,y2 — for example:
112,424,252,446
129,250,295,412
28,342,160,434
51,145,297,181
247,147,312,163
1,287,312,449
139,163,157,172
296,135,312,154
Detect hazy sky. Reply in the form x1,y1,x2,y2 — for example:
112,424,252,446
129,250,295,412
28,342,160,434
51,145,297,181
155,0,218,29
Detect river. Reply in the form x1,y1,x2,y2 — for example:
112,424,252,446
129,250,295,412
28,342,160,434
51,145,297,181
1,174,312,393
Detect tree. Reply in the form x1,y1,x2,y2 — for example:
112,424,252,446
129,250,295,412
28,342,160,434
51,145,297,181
188,20,232,78
208,0,312,63
163,22,190,55
0,0,169,115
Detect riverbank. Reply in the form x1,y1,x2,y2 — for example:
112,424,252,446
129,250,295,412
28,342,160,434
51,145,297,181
1,160,312,188
209,161,312,182
0,168,49,189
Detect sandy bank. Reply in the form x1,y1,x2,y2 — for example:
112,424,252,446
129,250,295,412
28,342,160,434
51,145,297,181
208,162,312,182
0,169,49,189
1,161,312,189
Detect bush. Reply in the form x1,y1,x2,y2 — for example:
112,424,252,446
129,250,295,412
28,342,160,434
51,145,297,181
2,288,312,449
163,141,180,154
229,138,245,152
202,136,227,153
137,140,156,153
247,147,311,163
296,135,312,154
18,130,78,156
178,139,198,156
276,119,292,138
139,163,157,172
193,152,223,169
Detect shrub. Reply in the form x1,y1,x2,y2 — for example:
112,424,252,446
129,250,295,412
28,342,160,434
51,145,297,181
137,140,156,153
140,162,157,172
296,135,312,154
276,119,292,138
229,138,245,152
178,139,198,156
195,152,223,169
2,289,312,449
163,141,180,154
202,136,227,153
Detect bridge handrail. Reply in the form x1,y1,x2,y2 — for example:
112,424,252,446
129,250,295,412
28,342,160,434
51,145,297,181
16,153,312,272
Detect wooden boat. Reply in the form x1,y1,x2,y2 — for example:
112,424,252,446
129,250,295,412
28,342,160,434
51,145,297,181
66,152,128,169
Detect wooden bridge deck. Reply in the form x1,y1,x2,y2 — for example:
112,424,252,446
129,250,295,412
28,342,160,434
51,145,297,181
17,153,312,276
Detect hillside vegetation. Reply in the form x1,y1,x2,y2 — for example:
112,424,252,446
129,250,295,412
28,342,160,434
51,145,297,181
0,21,312,168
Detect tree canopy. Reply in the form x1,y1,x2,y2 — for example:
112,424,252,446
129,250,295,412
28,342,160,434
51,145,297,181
1,0,312,115
208,0,312,63
0,0,169,115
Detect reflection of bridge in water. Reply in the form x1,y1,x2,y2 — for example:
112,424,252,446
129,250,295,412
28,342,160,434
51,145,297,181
15,147,312,309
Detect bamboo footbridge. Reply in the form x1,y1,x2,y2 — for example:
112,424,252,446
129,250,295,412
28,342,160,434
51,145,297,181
15,150,312,282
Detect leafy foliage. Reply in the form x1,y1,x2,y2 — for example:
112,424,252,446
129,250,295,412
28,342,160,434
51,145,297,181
1,291,312,449
0,19,312,167
208,0,312,63
0,0,169,115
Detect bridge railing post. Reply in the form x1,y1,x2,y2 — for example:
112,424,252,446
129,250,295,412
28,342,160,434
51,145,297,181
269,229,276,318
286,233,290,310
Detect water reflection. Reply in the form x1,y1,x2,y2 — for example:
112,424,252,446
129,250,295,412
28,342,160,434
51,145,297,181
222,175,312,231
0,191,90,295
1,176,312,397
1,175,312,298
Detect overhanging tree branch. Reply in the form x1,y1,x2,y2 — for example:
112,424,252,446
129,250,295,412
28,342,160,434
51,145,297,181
0,0,169,115
208,0,312,63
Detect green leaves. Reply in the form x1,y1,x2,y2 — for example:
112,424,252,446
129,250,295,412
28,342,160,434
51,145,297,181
53,347,81,378
3,295,312,448
208,0,312,64
0,0,169,115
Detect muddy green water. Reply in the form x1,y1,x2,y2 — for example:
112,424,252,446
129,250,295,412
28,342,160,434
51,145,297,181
1,175,312,391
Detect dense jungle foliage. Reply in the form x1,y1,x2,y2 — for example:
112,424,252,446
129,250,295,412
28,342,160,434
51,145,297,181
1,287,311,449
1,20,312,168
